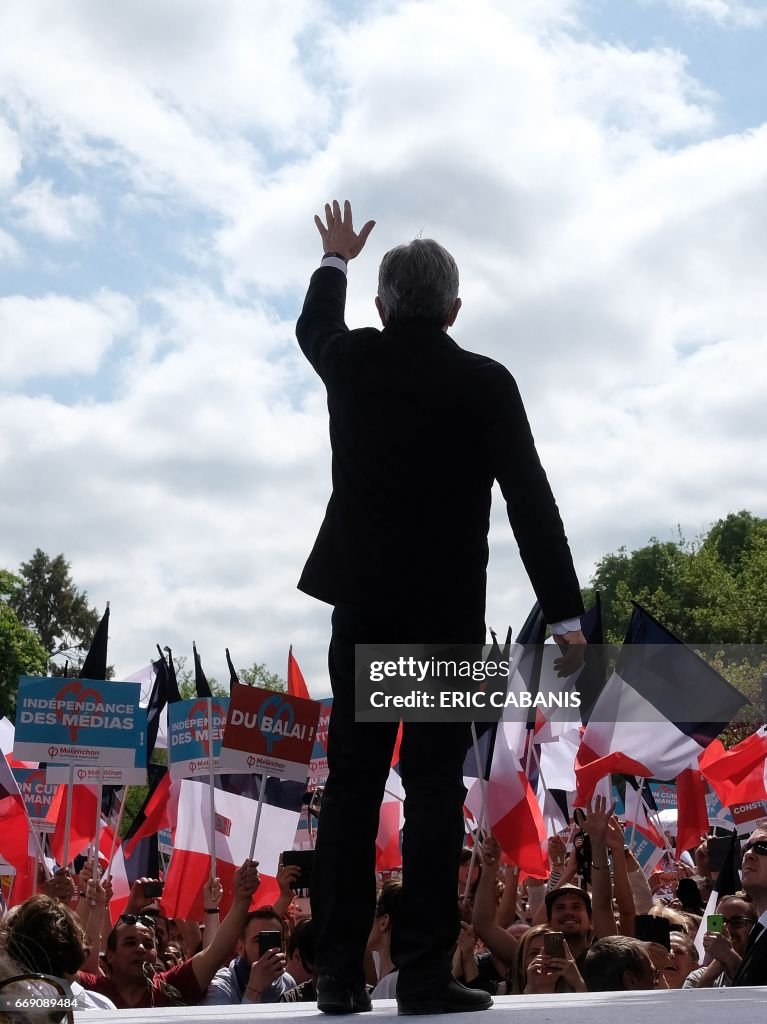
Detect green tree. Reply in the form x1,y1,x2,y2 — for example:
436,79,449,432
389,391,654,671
0,570,49,718
9,550,101,670
582,511,767,745
236,661,286,691
582,511,767,645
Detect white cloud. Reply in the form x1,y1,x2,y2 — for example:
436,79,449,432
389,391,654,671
11,179,100,240
0,227,21,262
0,117,21,190
0,290,135,385
649,0,767,26
0,0,765,689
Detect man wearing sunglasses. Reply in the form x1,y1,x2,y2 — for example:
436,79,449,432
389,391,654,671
731,830,767,987
77,860,261,1007
684,894,757,988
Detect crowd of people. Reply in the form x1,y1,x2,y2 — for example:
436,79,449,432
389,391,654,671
1,806,765,1016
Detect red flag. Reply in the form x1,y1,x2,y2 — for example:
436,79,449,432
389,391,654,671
698,727,767,807
287,646,311,700
675,768,709,857
122,771,173,858
0,754,32,874
50,784,99,866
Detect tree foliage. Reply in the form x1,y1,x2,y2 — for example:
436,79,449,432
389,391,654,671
582,510,767,741
582,511,767,646
9,549,101,667
0,570,49,717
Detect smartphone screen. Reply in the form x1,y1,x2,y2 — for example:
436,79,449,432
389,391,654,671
634,914,671,950
258,930,283,958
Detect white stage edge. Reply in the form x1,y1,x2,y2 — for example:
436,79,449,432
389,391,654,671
76,986,767,1022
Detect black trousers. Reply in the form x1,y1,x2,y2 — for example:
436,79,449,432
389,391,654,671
311,604,478,997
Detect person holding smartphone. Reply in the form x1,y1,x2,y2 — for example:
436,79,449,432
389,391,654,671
684,895,757,988
201,907,295,1005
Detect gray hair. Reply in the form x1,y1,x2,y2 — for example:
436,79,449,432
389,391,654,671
377,238,459,326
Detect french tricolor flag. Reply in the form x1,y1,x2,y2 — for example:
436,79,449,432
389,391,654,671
162,777,302,919
465,726,548,878
575,604,746,804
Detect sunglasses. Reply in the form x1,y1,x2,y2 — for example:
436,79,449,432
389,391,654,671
0,973,75,1024
119,914,156,928
723,916,755,929
743,840,767,857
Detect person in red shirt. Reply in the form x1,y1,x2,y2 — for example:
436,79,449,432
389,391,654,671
78,860,260,1009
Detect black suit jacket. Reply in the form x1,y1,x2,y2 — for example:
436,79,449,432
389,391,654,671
732,922,767,987
295,266,584,632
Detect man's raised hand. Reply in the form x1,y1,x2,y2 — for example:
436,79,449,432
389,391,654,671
314,200,375,261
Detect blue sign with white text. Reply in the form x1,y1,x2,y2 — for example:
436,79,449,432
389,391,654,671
14,677,144,767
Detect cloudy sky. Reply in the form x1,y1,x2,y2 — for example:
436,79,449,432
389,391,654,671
1,0,766,692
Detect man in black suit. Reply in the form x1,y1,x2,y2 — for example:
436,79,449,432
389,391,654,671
732,828,767,986
297,200,585,1015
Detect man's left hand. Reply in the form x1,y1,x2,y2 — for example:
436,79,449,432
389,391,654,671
552,629,586,677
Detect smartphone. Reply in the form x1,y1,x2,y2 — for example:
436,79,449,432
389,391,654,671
707,914,725,934
258,930,283,958
142,880,164,898
634,914,671,950
543,931,566,958
707,837,731,873
282,849,315,890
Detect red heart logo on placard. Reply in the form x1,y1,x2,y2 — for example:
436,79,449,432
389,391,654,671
54,681,104,742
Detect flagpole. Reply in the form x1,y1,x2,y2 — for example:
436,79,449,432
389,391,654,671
470,722,491,838
640,791,675,857
62,764,75,869
104,789,128,882
248,772,268,861
462,837,482,907
93,769,103,877
206,697,217,880
628,778,639,852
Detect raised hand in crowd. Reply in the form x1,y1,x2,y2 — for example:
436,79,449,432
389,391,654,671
603,817,635,935
578,795,616,844
495,861,519,931
471,835,519,972
578,797,618,939
274,862,301,920
695,835,711,879
41,866,75,904
124,875,162,914
548,835,567,874
452,921,479,984
202,874,224,947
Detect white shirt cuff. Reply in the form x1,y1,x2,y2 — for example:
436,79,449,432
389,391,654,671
550,617,582,635
320,255,348,274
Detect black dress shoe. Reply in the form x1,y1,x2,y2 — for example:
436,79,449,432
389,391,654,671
317,974,373,1014
397,979,493,1015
